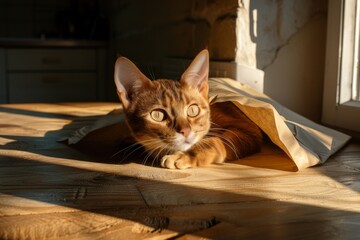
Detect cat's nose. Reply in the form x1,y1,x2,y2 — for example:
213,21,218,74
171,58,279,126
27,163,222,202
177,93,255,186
180,127,191,138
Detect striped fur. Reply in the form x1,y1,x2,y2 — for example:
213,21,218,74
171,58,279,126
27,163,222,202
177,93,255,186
114,50,263,169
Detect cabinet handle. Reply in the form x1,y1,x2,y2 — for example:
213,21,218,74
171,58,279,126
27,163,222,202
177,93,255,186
42,57,62,65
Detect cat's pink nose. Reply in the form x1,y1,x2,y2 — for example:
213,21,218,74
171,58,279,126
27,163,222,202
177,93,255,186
180,127,191,138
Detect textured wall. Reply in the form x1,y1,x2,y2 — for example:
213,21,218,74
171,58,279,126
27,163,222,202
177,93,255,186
264,15,327,122
236,0,327,70
236,0,328,121
110,0,328,121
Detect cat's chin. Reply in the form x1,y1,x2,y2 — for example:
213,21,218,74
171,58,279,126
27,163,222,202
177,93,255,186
177,142,193,152
173,132,199,152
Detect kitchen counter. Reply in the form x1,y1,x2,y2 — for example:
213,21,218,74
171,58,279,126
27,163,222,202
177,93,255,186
0,38,108,48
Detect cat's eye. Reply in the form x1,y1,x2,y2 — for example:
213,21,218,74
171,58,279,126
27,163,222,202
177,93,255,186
150,109,166,122
187,104,200,117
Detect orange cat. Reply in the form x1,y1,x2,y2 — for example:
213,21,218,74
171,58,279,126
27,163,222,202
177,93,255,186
114,50,262,169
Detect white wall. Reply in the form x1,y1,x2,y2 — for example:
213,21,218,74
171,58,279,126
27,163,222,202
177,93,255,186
264,15,327,122
236,0,328,122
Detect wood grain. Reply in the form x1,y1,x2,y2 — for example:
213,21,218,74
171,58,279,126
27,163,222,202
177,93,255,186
0,103,359,239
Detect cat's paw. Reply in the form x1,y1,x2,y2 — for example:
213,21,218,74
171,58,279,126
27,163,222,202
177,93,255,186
160,152,193,169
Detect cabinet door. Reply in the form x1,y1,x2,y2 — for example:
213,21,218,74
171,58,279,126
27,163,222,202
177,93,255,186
8,73,97,103
7,49,96,71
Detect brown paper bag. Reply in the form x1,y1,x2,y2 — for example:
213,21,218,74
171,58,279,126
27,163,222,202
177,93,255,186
208,78,350,170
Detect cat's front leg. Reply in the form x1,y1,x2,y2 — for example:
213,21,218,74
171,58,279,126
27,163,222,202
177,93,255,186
160,151,192,169
160,137,226,169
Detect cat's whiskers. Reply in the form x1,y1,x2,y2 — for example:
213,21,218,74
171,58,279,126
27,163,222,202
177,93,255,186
142,147,157,166
112,138,159,156
206,132,240,159
210,127,244,144
207,132,238,154
147,66,156,80
196,136,238,162
150,146,168,167
194,139,209,153
211,123,244,139
141,139,163,152
142,144,165,166
112,138,163,163
118,143,146,163
210,121,221,127
111,141,142,159
140,138,171,165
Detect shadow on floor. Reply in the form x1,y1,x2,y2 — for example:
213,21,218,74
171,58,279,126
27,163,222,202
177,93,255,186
0,103,359,238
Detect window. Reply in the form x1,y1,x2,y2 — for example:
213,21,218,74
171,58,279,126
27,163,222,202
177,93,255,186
322,0,360,132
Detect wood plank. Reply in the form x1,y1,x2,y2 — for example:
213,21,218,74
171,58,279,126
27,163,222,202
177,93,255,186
0,210,180,240
137,167,360,211
178,218,360,240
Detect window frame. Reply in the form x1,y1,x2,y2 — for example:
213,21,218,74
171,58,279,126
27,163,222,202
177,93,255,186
322,0,360,132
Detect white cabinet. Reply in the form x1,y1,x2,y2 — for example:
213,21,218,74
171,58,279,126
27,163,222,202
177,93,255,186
7,49,96,71
8,72,97,103
0,43,107,103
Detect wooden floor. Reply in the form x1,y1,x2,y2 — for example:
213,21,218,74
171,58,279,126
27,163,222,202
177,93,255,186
0,103,359,240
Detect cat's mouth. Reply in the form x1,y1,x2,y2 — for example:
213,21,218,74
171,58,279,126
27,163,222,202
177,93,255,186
174,133,199,152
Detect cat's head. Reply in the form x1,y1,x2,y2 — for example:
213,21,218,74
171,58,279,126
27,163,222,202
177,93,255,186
114,49,210,155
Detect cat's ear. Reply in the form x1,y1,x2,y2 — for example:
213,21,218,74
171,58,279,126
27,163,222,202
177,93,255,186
180,49,209,99
114,57,152,109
